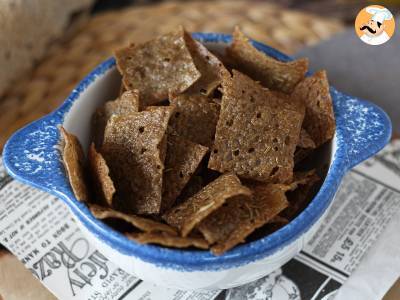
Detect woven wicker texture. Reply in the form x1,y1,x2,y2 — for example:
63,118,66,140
0,0,344,151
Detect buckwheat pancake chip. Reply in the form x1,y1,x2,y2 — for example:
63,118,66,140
208,70,304,183
282,170,320,219
184,32,229,96
298,129,316,149
227,27,308,94
169,94,220,148
115,28,201,106
81,27,335,254
92,90,140,148
126,232,209,249
198,183,289,255
163,173,252,237
295,129,316,163
89,204,177,235
175,175,204,205
60,127,89,202
162,136,208,211
292,70,335,147
102,106,173,214
88,143,116,206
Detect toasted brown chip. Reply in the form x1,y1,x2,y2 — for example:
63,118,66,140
119,81,126,96
102,106,173,214
92,90,140,148
162,136,208,211
89,204,177,235
60,127,89,202
208,70,304,183
198,183,289,255
271,90,306,115
169,94,220,147
269,215,289,225
226,27,308,94
298,129,316,149
290,170,320,189
281,170,320,219
175,175,204,204
126,232,209,249
292,70,335,147
88,143,116,206
245,214,290,241
115,27,201,106
184,31,229,96
163,173,252,237
294,129,316,163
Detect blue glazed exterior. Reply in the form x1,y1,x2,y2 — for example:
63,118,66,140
3,33,392,271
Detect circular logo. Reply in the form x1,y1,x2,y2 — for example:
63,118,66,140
355,5,395,45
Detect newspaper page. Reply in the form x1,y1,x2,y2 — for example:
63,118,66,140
0,140,399,300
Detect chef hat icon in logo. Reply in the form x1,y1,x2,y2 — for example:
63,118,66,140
355,5,395,45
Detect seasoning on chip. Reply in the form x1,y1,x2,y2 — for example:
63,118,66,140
88,143,116,206
163,173,252,237
227,27,308,94
61,27,335,255
89,204,177,235
162,136,208,211
169,94,220,148
92,90,140,148
126,232,209,249
102,106,173,214
60,127,89,202
198,183,289,255
208,70,304,183
292,70,335,147
115,27,201,105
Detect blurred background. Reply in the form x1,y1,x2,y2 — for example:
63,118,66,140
0,0,399,299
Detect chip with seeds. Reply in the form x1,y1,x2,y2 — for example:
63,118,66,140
282,170,320,219
88,143,116,206
162,136,208,211
163,173,252,237
126,232,209,249
226,27,308,94
292,70,335,147
92,90,140,148
60,127,89,202
198,183,289,255
184,31,229,96
169,94,220,148
89,204,177,235
208,70,304,183
115,27,201,106
102,106,173,214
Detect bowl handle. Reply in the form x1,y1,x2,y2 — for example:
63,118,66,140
333,89,392,170
3,113,71,199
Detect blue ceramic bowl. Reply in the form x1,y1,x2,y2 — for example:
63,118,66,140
3,33,392,290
